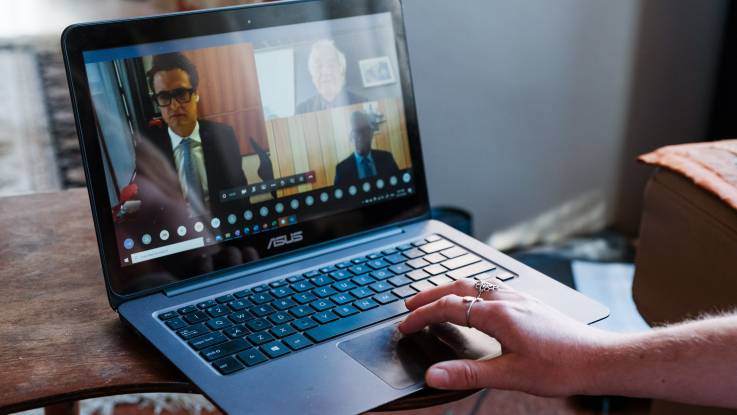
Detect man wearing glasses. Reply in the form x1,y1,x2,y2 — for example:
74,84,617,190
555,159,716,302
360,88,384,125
146,52,248,218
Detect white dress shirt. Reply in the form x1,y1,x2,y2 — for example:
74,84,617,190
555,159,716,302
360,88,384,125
169,122,210,205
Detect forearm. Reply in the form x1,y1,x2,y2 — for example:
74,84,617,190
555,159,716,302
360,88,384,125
585,314,737,408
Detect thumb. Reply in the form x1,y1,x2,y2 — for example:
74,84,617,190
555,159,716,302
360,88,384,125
426,357,516,390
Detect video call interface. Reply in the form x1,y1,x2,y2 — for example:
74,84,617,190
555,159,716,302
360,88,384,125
83,13,416,267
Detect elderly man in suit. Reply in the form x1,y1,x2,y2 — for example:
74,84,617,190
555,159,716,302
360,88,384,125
334,111,399,188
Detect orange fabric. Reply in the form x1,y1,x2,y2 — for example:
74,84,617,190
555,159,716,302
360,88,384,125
639,139,737,211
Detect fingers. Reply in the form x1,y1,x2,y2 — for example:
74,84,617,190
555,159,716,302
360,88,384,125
425,357,520,390
399,294,501,334
405,278,509,311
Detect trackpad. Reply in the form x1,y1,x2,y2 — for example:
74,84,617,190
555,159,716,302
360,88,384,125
338,323,460,390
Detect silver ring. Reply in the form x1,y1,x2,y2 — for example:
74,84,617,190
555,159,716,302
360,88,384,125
474,279,499,296
463,295,480,327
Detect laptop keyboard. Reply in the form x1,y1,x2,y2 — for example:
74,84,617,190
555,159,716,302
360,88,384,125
157,235,516,375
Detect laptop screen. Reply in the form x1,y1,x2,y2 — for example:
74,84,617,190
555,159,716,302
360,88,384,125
68,0,428,299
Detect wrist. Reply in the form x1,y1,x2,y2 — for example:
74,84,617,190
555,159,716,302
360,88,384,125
575,330,640,396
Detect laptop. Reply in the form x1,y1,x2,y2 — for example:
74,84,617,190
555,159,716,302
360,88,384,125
62,0,609,413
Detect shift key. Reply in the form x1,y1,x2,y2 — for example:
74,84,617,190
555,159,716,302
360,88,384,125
305,301,408,343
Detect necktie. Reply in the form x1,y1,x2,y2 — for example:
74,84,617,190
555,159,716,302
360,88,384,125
179,138,205,209
360,157,376,179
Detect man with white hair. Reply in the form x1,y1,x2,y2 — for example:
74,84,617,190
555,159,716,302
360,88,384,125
296,40,365,114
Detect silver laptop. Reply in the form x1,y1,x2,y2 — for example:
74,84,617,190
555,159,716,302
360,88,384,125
62,0,608,413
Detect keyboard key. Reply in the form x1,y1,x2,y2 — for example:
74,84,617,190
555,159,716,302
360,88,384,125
425,234,442,242
420,239,454,254
311,299,335,311
216,294,235,304
370,269,393,280
381,248,398,255
349,264,371,275
293,292,317,304
178,305,198,315
183,311,208,324
406,269,430,282
369,281,393,293
313,310,339,324
351,257,368,264
291,281,315,292
229,310,253,324
403,248,425,259
237,348,268,366
201,338,250,361
270,323,297,338
247,331,275,346
389,264,412,274
246,318,272,332
388,275,412,287
165,318,188,331
411,239,426,247
268,311,294,325
291,317,318,331
373,292,399,305
332,281,357,292
223,324,250,339
424,264,448,276
287,275,304,283
305,301,408,343
289,305,315,318
351,274,376,286
270,287,294,298
212,356,244,375
250,305,275,317
273,298,297,310
397,244,413,251
495,271,516,281
177,323,209,340
354,298,379,311
429,275,454,286
251,293,274,304
367,253,383,260
228,299,252,311
411,280,435,292
189,332,228,350
330,292,355,305
349,287,374,299
392,286,417,299
442,253,481,270
440,246,467,259
233,289,251,299
423,253,446,264
269,280,288,288
206,305,229,318
334,304,359,317
283,333,313,351
319,266,337,274
385,253,406,264
313,286,337,298
367,259,389,270
197,300,217,309
252,284,269,293
406,258,430,269
310,275,334,287
261,340,290,358
303,270,321,278
329,270,352,280
159,311,179,321
447,261,496,280
336,261,352,269
207,316,233,330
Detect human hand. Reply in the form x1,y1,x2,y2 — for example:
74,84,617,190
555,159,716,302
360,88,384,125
398,279,615,396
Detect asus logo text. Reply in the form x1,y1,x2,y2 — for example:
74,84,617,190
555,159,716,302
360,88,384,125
267,231,304,249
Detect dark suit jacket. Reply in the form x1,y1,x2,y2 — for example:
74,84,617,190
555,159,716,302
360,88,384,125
146,119,248,218
334,149,399,188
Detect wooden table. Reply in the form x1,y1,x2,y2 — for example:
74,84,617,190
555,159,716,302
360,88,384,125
0,190,592,415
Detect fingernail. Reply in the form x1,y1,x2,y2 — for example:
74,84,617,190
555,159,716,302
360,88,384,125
427,367,449,387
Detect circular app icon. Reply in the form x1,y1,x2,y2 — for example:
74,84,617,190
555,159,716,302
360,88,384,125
227,214,237,224
211,218,221,229
403,172,412,183
390,175,398,186
243,210,253,221
320,192,329,202
376,179,385,189
177,226,187,236
259,206,269,217
305,195,315,206
334,188,343,199
142,234,152,245
362,182,371,192
123,238,134,250
290,199,300,210
275,203,284,214
160,230,170,241
194,222,204,232
348,185,357,196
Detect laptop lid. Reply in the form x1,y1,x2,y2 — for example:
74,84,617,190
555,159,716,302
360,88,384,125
62,0,429,309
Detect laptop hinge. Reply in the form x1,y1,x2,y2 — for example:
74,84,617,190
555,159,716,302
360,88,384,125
164,226,405,297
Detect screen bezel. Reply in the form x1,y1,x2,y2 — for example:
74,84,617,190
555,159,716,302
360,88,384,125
62,0,429,308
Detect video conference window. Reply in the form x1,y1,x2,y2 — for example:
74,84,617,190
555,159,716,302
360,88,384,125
84,13,415,266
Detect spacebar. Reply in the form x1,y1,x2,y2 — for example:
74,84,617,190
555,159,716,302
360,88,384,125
305,301,409,343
